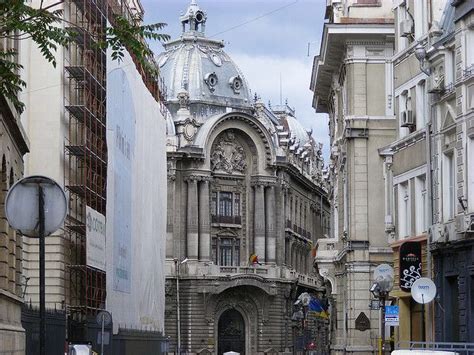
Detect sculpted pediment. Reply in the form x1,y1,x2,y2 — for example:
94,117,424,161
210,130,247,174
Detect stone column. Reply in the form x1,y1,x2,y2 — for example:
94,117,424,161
186,177,199,260
166,173,175,259
265,185,276,264
199,179,210,261
254,184,265,262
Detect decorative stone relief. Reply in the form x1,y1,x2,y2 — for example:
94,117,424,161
178,89,190,110
229,76,243,94
355,312,370,331
204,72,218,92
210,130,247,174
210,53,223,67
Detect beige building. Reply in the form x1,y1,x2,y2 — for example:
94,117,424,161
0,34,29,354
310,0,396,353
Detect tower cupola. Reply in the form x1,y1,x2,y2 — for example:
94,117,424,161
179,0,207,35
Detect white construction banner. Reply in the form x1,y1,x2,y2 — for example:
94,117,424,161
106,44,167,333
86,206,106,271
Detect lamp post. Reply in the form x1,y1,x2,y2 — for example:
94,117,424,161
370,265,394,355
174,258,188,355
291,305,304,355
5,176,67,355
414,42,431,76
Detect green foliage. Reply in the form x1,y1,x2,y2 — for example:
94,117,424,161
0,0,170,113
0,49,26,112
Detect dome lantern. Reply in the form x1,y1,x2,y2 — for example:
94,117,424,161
179,0,207,35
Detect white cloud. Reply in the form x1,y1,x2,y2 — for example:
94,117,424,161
231,52,330,159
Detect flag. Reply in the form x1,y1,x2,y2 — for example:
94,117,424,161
309,297,329,318
249,254,262,265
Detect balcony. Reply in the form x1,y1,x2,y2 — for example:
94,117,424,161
219,266,268,275
211,215,241,225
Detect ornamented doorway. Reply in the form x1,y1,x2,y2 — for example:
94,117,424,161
218,308,245,355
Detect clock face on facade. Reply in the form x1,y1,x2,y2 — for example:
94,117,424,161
210,53,222,67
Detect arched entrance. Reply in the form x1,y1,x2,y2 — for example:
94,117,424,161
218,308,245,355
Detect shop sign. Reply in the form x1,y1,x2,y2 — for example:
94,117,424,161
399,241,422,292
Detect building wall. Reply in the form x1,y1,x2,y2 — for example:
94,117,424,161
164,109,330,354
312,23,396,352
20,0,68,308
1,33,29,355
430,4,474,344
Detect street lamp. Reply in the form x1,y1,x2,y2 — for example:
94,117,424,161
174,257,188,354
370,274,393,354
414,42,431,76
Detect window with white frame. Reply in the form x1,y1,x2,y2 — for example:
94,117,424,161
443,151,456,220
415,175,428,234
413,0,428,40
467,30,474,69
468,137,474,213
445,49,456,87
416,80,426,128
398,181,410,238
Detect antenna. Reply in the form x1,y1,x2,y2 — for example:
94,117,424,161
279,72,282,105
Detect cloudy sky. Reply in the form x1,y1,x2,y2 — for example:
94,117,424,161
141,0,330,158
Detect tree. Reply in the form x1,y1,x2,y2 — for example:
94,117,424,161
0,0,170,112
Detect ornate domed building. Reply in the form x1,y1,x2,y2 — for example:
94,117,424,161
159,2,331,354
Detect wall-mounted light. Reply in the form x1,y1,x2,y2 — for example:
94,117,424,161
414,43,431,76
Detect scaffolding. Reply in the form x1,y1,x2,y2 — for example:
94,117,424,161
64,0,107,339
63,0,165,341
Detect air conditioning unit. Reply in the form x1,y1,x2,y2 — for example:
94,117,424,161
399,19,413,37
400,110,415,127
466,214,474,234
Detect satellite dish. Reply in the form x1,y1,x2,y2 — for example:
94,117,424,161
374,264,394,281
411,277,437,304
5,175,67,237
298,292,312,307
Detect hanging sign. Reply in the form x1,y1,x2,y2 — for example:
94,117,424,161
399,241,422,292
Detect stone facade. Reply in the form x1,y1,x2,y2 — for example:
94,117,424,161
0,35,29,355
310,1,396,353
160,2,331,354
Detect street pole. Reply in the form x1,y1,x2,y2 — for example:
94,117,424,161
175,259,181,355
421,294,426,344
101,316,105,355
380,293,386,355
39,185,46,355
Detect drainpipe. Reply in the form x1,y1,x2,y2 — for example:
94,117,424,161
426,107,433,343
